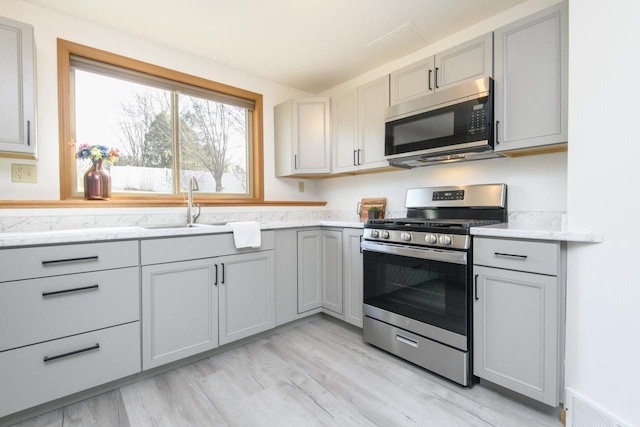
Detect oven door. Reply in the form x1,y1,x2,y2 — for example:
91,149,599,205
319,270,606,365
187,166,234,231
361,241,470,350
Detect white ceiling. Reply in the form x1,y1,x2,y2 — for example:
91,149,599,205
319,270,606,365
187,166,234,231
23,0,526,93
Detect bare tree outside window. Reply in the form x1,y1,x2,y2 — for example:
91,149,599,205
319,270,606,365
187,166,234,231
179,94,248,193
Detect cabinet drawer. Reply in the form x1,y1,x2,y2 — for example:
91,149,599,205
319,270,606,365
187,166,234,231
141,231,275,265
0,267,140,352
0,322,140,418
474,238,559,275
0,240,139,282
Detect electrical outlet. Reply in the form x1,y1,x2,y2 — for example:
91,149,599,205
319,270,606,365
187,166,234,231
298,181,304,192
11,164,38,183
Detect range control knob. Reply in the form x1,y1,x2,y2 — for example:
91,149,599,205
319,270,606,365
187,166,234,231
425,234,437,244
380,231,390,239
400,232,412,242
438,235,453,245
371,230,379,238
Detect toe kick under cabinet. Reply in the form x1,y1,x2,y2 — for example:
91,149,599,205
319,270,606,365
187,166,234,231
140,232,275,370
473,237,565,407
0,241,141,418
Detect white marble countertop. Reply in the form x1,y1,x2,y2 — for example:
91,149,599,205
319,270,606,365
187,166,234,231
470,222,603,243
0,221,365,248
0,217,603,248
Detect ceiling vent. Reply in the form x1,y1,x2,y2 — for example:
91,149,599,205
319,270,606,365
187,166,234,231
365,22,429,58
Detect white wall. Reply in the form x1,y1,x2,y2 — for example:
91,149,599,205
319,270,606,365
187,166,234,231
566,0,640,425
0,0,321,203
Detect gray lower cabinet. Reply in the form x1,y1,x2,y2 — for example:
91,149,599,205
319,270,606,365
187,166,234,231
493,1,568,153
297,229,343,315
141,232,276,370
0,240,141,418
218,251,275,345
0,15,36,157
473,237,563,406
342,228,363,327
142,258,219,370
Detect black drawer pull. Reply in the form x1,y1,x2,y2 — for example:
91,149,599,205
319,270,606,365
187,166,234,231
42,255,99,266
42,284,99,297
494,252,528,260
43,343,100,363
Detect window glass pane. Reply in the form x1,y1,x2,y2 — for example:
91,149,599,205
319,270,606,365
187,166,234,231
178,94,249,195
74,69,174,194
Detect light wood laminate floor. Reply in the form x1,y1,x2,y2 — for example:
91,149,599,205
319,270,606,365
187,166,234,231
11,316,562,427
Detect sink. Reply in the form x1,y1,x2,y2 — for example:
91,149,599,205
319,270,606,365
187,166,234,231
138,223,217,229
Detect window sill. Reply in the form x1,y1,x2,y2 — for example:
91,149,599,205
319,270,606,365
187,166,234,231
0,199,326,209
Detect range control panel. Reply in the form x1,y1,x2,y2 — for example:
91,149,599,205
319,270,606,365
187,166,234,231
432,190,465,201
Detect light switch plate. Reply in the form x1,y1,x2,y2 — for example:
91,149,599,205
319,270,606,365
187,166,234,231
11,164,38,183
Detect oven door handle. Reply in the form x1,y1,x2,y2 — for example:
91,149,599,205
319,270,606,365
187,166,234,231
361,241,467,265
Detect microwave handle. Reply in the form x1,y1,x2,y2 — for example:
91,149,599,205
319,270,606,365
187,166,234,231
495,120,500,145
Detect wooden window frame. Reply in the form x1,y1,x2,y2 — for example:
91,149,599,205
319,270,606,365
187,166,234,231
57,38,264,205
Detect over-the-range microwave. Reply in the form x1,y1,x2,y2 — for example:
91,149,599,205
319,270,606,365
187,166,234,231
385,76,501,168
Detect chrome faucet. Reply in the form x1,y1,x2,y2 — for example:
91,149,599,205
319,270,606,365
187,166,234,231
187,176,201,225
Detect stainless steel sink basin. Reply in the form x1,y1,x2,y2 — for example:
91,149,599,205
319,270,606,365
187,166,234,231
138,223,217,229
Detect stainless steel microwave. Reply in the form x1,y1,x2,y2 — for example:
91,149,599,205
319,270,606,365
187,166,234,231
385,77,500,167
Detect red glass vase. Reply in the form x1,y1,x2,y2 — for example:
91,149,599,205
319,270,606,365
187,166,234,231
83,159,111,200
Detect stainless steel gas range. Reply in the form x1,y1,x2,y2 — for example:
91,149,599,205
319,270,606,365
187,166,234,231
361,183,507,386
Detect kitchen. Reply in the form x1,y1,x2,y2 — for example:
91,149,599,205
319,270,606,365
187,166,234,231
0,0,638,426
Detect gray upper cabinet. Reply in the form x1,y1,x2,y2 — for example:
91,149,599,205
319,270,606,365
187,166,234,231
275,98,331,176
390,33,492,106
0,16,36,158
493,1,568,153
332,76,390,173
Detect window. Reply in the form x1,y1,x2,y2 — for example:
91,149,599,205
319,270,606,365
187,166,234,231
58,39,264,204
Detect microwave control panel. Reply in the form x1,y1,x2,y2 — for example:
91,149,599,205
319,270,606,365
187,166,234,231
469,103,487,134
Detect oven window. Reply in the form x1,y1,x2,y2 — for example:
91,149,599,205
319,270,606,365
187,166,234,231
363,250,468,335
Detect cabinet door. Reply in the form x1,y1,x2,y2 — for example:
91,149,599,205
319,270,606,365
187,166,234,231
343,228,363,327
321,230,343,314
435,33,493,91
218,251,275,345
389,56,434,106
0,16,36,157
294,98,331,173
332,90,359,173
358,76,390,170
473,265,558,406
297,230,322,313
142,259,218,370
494,2,568,152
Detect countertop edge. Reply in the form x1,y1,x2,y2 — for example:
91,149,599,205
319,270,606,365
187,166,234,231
0,221,365,248
470,225,603,243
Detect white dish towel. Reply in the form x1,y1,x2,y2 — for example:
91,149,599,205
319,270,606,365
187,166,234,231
227,221,261,249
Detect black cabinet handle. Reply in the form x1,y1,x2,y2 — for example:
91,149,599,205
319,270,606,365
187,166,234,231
474,274,479,300
214,264,218,286
42,255,99,266
359,235,363,254
428,69,433,91
353,150,357,166
494,252,528,260
294,155,297,170
221,263,225,284
357,149,362,165
43,343,100,363
496,120,500,144
435,67,439,89
27,120,31,146
42,284,99,297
